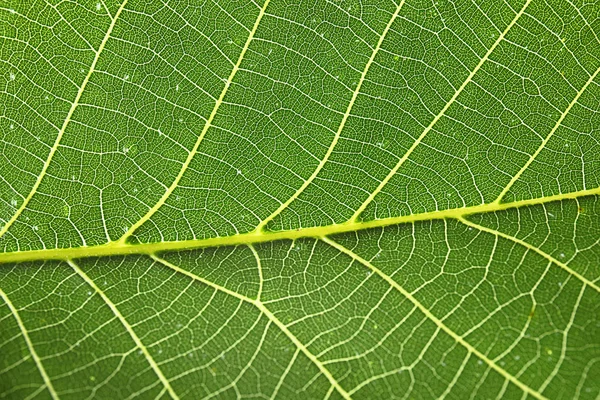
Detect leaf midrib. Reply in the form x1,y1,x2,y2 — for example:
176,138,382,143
1,187,597,265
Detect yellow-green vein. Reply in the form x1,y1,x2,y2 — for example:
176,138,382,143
457,217,600,293
152,255,352,400
0,0,128,240
1,187,597,265
255,0,407,231
68,259,179,400
118,0,271,244
321,236,547,400
349,0,532,222
0,288,58,400
495,65,600,203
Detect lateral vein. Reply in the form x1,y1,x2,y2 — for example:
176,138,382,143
152,255,352,399
495,64,600,203
69,259,179,399
0,288,59,399
321,236,547,400
118,0,271,243
457,217,600,293
349,0,532,222
255,0,407,231
0,0,128,240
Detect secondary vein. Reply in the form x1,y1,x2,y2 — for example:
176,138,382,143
458,217,600,293
0,0,128,240
321,236,548,400
69,259,179,399
152,254,352,399
117,0,271,244
494,64,600,203
255,0,407,231
0,288,59,400
349,0,533,222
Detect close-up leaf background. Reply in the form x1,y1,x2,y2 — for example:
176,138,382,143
1,0,599,398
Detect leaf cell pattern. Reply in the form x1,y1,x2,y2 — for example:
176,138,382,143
1,0,599,399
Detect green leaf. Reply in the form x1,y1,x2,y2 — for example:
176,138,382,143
1,0,599,398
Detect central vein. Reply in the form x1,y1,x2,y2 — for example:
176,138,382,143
1,187,597,264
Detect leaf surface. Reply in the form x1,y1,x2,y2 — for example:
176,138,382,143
1,0,599,398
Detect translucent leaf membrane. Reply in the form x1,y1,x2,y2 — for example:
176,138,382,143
1,0,599,398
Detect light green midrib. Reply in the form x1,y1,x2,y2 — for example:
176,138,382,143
0,187,597,264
